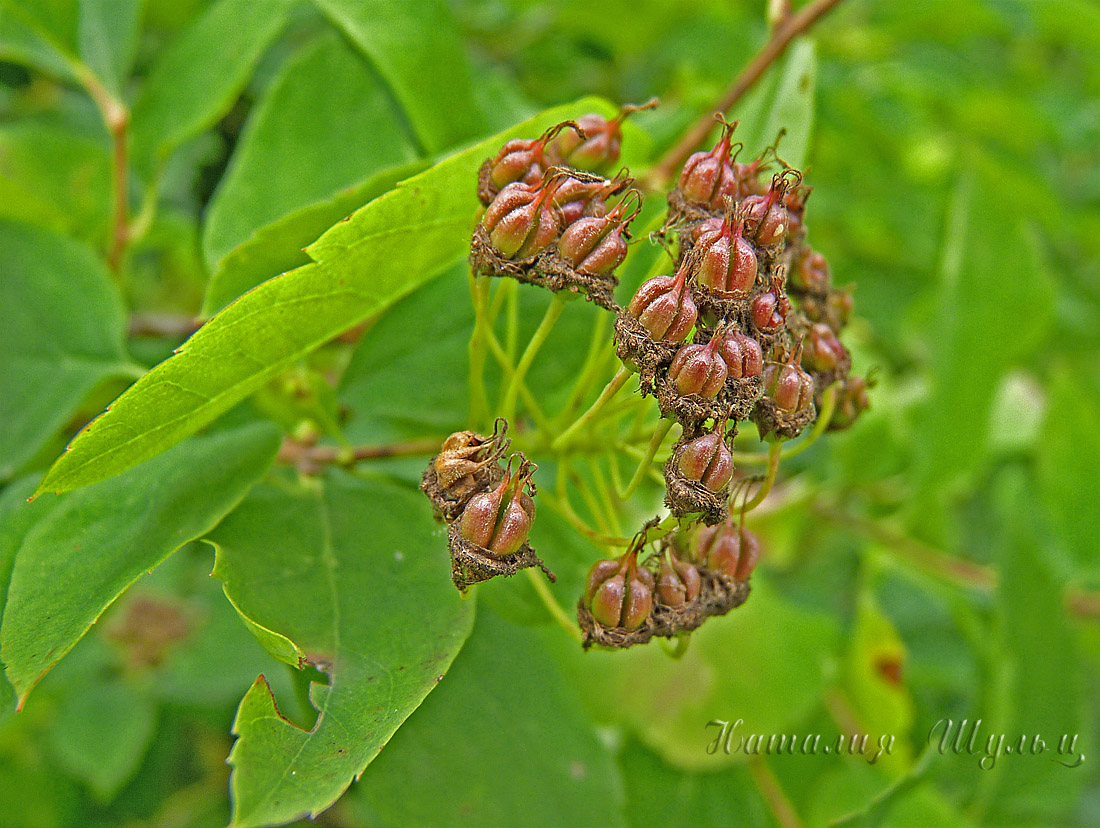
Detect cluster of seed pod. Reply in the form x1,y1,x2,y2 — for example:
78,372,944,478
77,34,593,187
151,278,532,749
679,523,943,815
469,102,655,309
420,420,554,590
578,517,760,648
615,117,868,529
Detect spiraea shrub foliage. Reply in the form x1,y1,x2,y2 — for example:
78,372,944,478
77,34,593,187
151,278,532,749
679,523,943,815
1,2,1098,827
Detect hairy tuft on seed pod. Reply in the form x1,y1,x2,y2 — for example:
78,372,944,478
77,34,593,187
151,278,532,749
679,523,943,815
420,418,510,522
447,454,554,591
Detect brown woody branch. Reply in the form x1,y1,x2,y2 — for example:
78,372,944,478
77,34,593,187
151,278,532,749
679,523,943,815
646,0,847,190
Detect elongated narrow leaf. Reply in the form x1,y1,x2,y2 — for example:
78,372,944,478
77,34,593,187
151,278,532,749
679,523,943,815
313,0,486,152
202,158,429,317
38,97,615,494
202,31,418,268
348,612,627,828
736,37,817,168
76,0,142,98
1,423,281,705
0,220,136,481
130,0,298,174
208,470,475,828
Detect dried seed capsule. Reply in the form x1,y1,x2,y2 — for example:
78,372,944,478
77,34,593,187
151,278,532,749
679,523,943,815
695,522,760,581
627,263,698,342
763,345,815,413
656,553,702,607
458,460,536,558
677,430,734,492
668,333,727,398
551,170,625,225
693,210,758,294
421,420,509,522
741,171,799,248
716,329,764,379
557,190,642,275
829,374,872,431
583,552,655,630
482,171,568,259
791,249,830,295
803,323,848,373
751,274,791,333
678,117,740,209
481,121,581,199
546,100,656,172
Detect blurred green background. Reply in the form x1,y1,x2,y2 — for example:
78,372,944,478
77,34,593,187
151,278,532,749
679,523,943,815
1,0,1098,826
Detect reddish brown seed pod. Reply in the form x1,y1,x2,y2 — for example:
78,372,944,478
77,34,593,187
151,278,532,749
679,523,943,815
751,274,791,333
678,117,740,209
584,550,655,630
716,328,764,380
741,171,800,247
791,248,830,294
803,322,849,373
693,208,758,294
656,553,702,607
547,100,657,172
485,121,582,193
763,343,815,413
694,521,761,581
556,190,642,275
677,430,734,492
668,331,728,398
627,262,698,342
482,171,569,259
458,459,537,558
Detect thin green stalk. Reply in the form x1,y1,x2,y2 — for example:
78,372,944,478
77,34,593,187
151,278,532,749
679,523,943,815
558,312,612,421
569,467,614,536
620,418,674,499
482,327,553,435
732,384,839,463
587,458,623,537
660,634,691,660
526,568,583,642
619,445,667,487
742,440,782,513
501,294,567,421
505,279,520,363
467,272,492,428
553,366,631,451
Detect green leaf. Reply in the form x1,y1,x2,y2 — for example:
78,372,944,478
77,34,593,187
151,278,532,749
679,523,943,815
130,0,299,175
1037,362,1100,576
45,677,156,801
617,737,772,828
202,158,429,317
313,0,486,153
38,96,615,494
202,31,418,269
0,477,34,716
0,7,74,82
0,0,140,97
0,220,135,481
0,423,280,704
348,612,626,828
740,37,817,169
973,470,1086,824
76,0,142,98
547,578,840,770
0,122,111,242
206,470,475,828
912,172,1055,502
